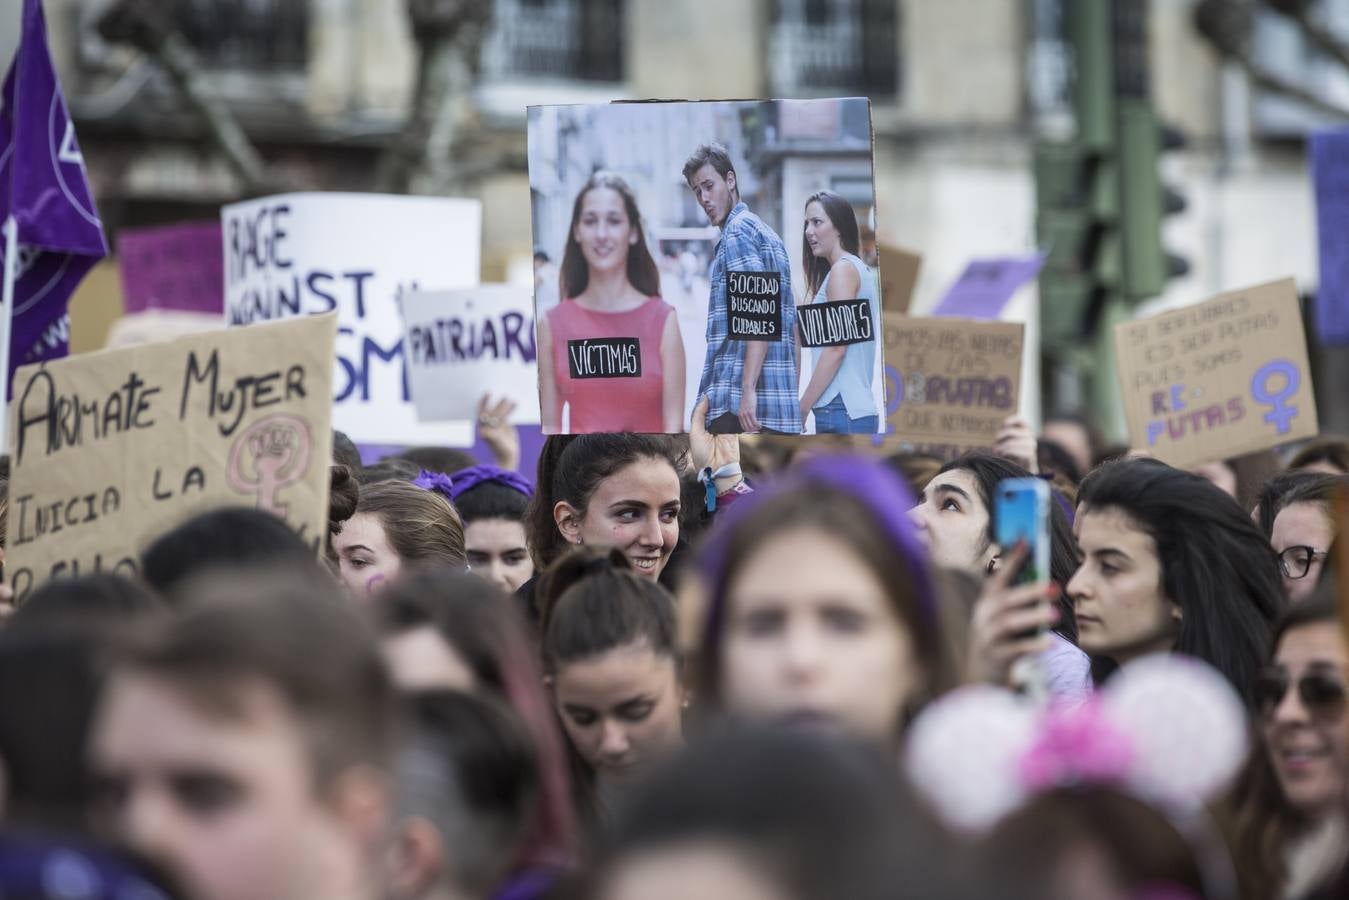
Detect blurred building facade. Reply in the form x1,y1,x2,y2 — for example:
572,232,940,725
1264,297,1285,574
33,0,1346,429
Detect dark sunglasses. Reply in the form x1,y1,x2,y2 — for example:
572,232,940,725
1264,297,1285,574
1256,668,1348,717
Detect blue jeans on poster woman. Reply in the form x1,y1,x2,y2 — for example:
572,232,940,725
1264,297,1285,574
812,395,878,435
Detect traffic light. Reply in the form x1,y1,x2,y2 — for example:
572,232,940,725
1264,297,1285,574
1035,0,1119,351
1114,0,1189,302
1035,0,1188,349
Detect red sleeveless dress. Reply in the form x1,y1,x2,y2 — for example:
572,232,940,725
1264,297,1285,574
546,296,674,433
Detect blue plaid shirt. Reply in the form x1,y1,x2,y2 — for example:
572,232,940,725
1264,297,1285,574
699,202,802,432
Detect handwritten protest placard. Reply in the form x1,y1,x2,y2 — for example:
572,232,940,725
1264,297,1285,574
119,221,225,314
6,314,337,602
878,244,921,315
879,313,1023,457
222,193,481,445
1114,277,1318,468
402,285,541,424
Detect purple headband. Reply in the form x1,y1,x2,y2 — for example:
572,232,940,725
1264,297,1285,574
697,454,938,654
446,464,534,502
413,469,455,501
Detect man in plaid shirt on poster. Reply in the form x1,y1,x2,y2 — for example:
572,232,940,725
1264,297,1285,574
684,143,802,434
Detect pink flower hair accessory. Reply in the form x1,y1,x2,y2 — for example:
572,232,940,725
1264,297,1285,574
1017,697,1134,792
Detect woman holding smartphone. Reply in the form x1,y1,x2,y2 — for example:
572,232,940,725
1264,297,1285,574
537,172,685,434
797,191,879,434
909,452,1089,699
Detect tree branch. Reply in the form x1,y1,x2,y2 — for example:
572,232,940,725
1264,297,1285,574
97,0,277,194
375,0,493,194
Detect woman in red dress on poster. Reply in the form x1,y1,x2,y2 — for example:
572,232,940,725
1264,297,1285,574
538,173,685,434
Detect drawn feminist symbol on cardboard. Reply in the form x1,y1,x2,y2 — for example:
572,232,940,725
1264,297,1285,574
226,414,313,517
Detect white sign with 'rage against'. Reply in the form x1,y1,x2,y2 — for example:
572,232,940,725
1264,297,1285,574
222,192,483,445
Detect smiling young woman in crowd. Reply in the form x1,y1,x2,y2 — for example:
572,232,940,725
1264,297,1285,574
1231,588,1349,899
520,434,687,627
1068,457,1283,703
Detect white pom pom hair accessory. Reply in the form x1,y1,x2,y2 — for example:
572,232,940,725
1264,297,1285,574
904,654,1249,834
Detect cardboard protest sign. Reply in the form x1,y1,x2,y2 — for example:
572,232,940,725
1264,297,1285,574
878,244,921,315
222,193,481,446
932,254,1045,320
402,285,541,424
118,221,225,314
527,98,884,435
6,314,336,602
879,313,1024,457
1114,277,1318,468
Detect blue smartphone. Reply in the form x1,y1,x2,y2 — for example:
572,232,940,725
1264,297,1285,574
993,477,1052,590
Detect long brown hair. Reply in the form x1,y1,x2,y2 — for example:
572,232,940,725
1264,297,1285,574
357,480,466,568
559,172,661,301
802,190,861,300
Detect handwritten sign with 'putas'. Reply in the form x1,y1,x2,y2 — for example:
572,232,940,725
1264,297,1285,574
6,314,337,602
1114,278,1318,468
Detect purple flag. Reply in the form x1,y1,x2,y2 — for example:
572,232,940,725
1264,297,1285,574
933,254,1046,320
0,0,108,379
1311,129,1349,345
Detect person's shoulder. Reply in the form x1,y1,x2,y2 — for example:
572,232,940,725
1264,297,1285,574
829,256,856,275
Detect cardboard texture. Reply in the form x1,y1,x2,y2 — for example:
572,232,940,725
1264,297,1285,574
879,313,1024,456
877,244,921,316
402,285,542,424
222,192,482,446
1114,277,1318,469
6,314,337,602
527,98,885,435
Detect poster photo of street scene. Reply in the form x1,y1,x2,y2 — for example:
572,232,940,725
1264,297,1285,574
528,98,885,436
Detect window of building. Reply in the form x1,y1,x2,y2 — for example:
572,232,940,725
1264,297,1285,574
174,0,309,70
766,0,900,99
480,0,624,83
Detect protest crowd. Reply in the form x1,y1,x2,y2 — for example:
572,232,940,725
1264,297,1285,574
2,400,1349,900
8,1,1349,899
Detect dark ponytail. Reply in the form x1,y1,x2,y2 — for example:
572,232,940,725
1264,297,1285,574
538,546,677,677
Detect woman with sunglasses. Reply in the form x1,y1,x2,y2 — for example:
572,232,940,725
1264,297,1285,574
1269,474,1349,602
1231,587,1349,899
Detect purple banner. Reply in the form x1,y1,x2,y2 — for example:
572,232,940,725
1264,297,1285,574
932,254,1045,320
119,221,224,315
1311,129,1349,345
0,0,107,380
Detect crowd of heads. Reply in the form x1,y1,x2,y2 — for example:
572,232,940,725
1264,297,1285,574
1,420,1348,900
